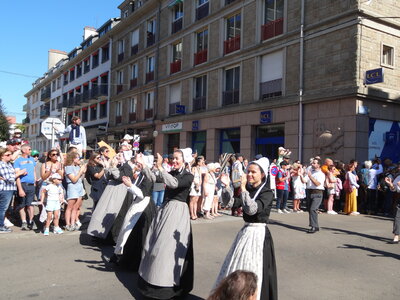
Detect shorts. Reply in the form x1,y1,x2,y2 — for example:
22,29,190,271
67,182,85,200
16,182,36,209
46,200,61,212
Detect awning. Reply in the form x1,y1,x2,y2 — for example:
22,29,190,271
100,72,108,77
168,0,183,8
100,100,107,105
75,86,81,90
91,77,98,82
82,107,88,111
90,104,97,108
84,57,90,61
83,82,89,86
92,51,99,56
70,67,75,71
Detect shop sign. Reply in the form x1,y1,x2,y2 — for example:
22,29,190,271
192,120,199,131
365,68,383,85
260,110,272,124
162,122,183,132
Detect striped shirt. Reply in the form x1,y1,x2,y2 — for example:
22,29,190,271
0,161,17,191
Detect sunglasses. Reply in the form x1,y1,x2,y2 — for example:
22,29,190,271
50,153,58,157
3,154,11,157
95,156,101,159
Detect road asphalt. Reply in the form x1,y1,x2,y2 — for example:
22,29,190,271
0,204,399,300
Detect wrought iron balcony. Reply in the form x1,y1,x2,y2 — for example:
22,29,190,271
39,104,50,118
193,96,206,111
40,87,51,101
222,89,239,106
260,79,282,99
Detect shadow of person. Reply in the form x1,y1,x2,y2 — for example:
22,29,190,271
339,243,400,260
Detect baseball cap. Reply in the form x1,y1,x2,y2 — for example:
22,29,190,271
255,154,263,160
6,139,18,145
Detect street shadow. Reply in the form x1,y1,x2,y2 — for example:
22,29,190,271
339,244,400,260
269,219,308,233
323,227,393,243
363,215,394,222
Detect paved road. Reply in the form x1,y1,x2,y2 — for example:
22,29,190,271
1,209,399,299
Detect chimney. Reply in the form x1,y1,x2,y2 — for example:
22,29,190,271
83,26,97,41
48,49,68,70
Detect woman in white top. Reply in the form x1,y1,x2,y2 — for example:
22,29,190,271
203,163,218,219
189,157,203,220
291,163,306,212
344,162,359,215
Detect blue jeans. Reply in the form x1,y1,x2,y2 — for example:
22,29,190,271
0,190,15,227
152,190,165,207
276,189,289,210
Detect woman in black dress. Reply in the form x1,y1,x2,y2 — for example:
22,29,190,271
138,148,194,299
214,157,277,300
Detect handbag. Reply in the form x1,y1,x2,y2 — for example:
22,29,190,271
343,174,353,193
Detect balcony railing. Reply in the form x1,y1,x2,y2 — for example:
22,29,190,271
170,60,181,74
144,108,153,119
40,87,51,101
130,78,138,89
196,2,209,21
224,35,240,55
115,115,122,124
171,18,183,34
116,84,123,94
260,78,282,99
40,105,50,118
261,18,284,41
23,103,30,112
57,103,63,110
147,32,155,47
193,96,206,111
118,52,124,63
75,94,82,105
76,68,82,78
194,49,207,65
129,112,137,122
92,59,99,69
222,89,240,106
131,44,139,56
68,97,76,107
146,71,154,83
62,99,68,107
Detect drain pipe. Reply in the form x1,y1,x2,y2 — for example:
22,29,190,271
298,0,305,162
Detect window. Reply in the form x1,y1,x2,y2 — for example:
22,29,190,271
99,101,107,118
262,0,284,40
146,56,155,82
102,44,110,63
169,83,181,115
69,68,75,81
82,107,88,122
382,44,394,67
118,39,125,62
144,91,154,119
260,50,283,99
131,29,139,55
147,18,156,47
171,2,183,34
52,81,56,92
117,70,123,94
130,63,138,89
220,128,240,154
56,77,61,89
63,73,68,85
193,75,207,111
192,131,206,157
92,51,99,68
224,13,241,54
115,101,122,124
51,99,56,111
171,42,182,74
195,29,208,65
84,59,90,73
129,97,137,122
76,63,82,78
223,66,240,105
196,0,209,20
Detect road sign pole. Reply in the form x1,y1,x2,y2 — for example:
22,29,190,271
51,119,55,148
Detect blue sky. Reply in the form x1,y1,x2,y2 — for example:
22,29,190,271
0,0,121,122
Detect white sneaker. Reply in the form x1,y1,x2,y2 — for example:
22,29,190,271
327,210,338,215
4,218,14,227
277,209,283,214
283,209,291,214
352,212,360,215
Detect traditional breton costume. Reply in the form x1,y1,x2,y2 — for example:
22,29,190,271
214,157,277,300
87,162,133,241
112,158,157,270
138,148,194,299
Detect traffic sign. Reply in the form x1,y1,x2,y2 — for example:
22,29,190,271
41,117,65,140
133,141,140,151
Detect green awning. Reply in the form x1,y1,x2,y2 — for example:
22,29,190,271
168,0,183,8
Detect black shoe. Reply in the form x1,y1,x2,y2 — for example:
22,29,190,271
109,254,120,265
307,227,319,234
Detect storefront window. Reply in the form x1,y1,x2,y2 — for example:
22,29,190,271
192,131,206,157
220,128,240,154
167,133,180,154
255,124,284,159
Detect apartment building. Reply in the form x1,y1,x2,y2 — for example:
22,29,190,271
24,19,120,152
105,0,400,163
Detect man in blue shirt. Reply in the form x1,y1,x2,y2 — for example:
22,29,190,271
14,144,37,230
57,116,87,158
